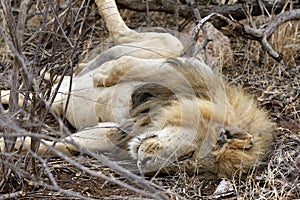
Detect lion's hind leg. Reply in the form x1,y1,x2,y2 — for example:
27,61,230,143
93,0,183,58
94,0,131,42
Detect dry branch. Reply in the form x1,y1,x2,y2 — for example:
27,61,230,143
116,0,299,22
0,191,23,199
193,9,300,62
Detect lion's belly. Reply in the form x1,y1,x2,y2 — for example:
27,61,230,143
65,71,140,129
64,72,97,129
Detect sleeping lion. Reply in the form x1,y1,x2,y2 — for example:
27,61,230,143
0,0,274,179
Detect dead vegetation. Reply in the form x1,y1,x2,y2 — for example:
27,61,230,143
0,1,299,199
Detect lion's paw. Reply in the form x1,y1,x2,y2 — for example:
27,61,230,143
93,56,135,87
93,70,116,87
92,60,121,87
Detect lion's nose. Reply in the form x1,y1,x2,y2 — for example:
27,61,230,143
140,156,152,167
137,156,153,169
137,156,154,175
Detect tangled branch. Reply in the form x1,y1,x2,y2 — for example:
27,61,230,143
194,9,300,62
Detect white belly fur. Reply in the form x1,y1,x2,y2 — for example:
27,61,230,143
52,70,141,129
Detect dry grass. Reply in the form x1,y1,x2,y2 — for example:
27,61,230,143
0,1,299,199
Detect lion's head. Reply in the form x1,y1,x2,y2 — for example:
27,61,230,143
109,58,275,179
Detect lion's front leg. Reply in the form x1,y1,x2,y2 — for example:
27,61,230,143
53,122,121,156
93,56,171,87
93,56,147,87
0,123,122,157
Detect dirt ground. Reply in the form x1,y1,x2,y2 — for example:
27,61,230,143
0,1,299,199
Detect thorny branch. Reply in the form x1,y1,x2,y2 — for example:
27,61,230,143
193,9,300,62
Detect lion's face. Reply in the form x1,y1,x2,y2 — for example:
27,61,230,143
128,115,267,178
125,96,226,175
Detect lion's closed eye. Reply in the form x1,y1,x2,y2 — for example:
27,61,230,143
217,129,254,150
177,149,195,162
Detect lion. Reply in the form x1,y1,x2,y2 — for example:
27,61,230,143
0,0,274,179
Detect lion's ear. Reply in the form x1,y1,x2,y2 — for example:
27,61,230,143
131,83,174,110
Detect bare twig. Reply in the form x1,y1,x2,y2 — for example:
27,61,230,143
0,1,25,119
96,155,173,200
17,0,31,45
184,0,211,58
194,9,300,62
0,159,93,200
0,191,23,199
0,125,169,199
37,144,170,200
